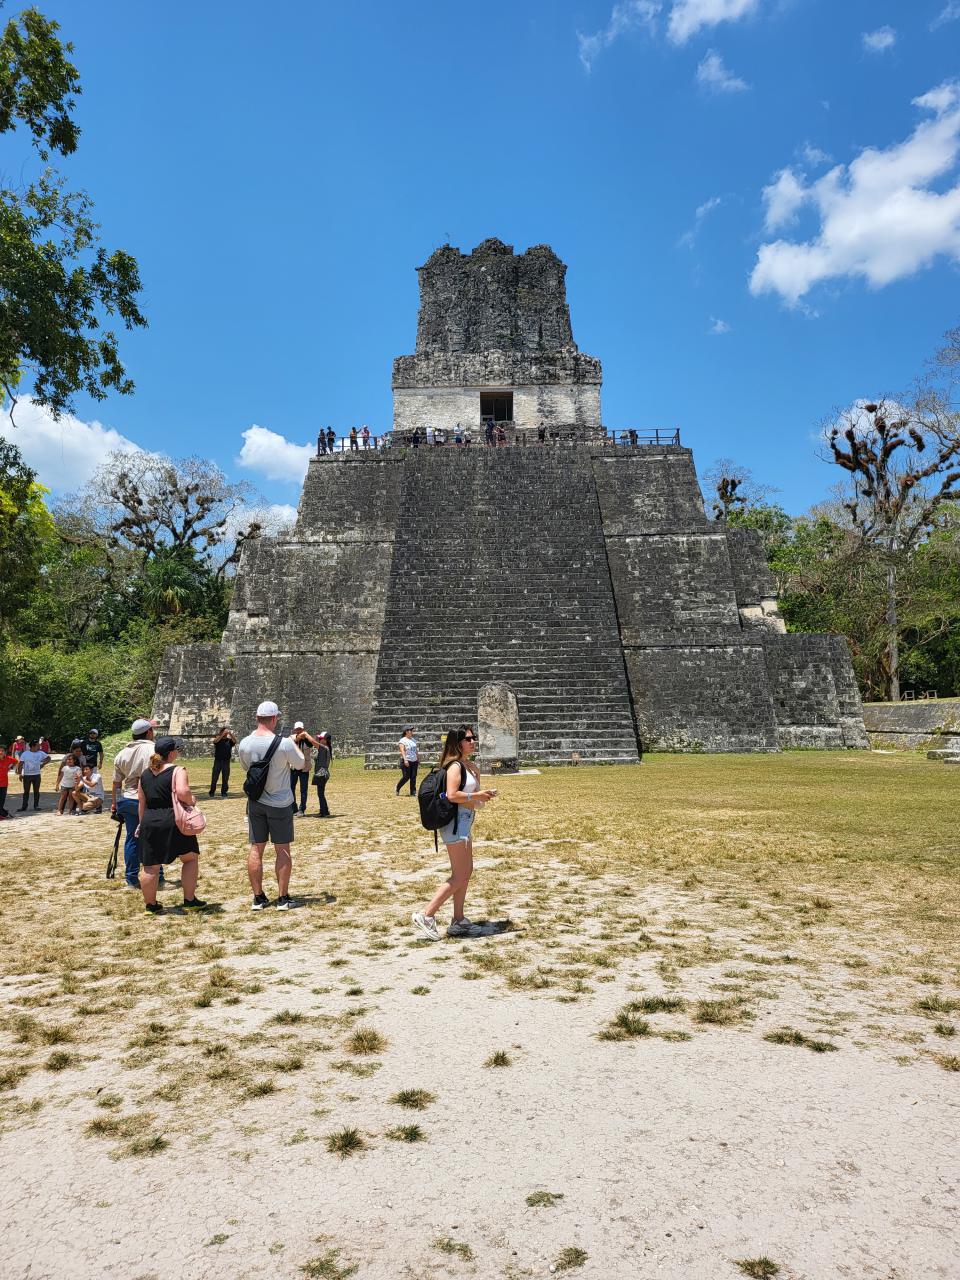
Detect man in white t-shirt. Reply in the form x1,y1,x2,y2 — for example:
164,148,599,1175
237,700,304,911
112,718,159,888
395,727,419,797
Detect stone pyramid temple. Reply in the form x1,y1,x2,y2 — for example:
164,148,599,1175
154,239,868,763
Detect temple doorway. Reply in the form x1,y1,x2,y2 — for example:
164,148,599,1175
480,392,513,423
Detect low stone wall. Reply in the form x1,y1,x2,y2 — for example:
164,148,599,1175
862,700,960,750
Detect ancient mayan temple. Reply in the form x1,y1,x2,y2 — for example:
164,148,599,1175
154,238,869,762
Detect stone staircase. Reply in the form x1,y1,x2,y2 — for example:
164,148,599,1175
365,448,639,766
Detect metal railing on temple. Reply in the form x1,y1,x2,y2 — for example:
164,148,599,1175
316,425,681,456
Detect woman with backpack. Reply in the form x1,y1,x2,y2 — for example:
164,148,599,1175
412,725,497,940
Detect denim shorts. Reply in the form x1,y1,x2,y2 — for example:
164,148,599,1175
439,806,474,846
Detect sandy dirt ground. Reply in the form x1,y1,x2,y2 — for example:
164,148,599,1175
0,753,957,1279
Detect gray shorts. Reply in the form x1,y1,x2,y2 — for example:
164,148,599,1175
247,798,295,846
439,807,474,846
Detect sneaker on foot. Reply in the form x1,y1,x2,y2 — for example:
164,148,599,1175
276,895,293,910
182,897,208,911
144,902,163,916
411,912,440,941
447,917,483,938
251,893,270,911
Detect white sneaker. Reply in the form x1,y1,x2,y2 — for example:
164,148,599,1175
411,912,440,941
447,917,483,938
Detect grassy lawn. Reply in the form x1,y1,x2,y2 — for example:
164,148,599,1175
0,750,956,1276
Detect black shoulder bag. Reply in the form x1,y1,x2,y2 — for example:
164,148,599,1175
242,734,282,802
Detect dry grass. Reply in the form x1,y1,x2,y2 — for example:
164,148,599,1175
0,751,956,1271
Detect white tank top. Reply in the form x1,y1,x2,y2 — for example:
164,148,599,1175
450,762,478,797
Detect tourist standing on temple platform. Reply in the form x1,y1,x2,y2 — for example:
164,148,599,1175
411,725,498,940
237,700,304,910
349,426,359,452
462,426,472,446
454,423,463,446
138,737,206,915
313,732,332,817
16,740,50,812
112,718,161,889
291,721,319,815
56,752,83,814
484,420,494,447
361,424,371,449
318,430,327,455
396,727,419,797
496,423,507,447
0,743,18,819
537,425,546,445
79,729,104,770
426,425,435,447
209,726,236,797
326,426,336,453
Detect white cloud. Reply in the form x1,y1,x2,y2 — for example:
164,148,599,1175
862,26,896,53
709,317,731,334
0,398,143,492
668,0,760,44
237,424,314,484
678,194,724,247
696,49,748,92
223,502,297,544
931,3,960,30
799,142,831,168
760,167,808,232
750,81,960,305
577,0,660,71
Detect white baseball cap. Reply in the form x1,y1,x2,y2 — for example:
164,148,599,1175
294,720,304,729
257,700,280,717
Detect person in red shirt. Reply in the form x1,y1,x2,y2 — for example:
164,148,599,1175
0,743,18,819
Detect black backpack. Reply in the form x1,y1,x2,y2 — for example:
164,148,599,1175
418,761,464,844
243,734,281,802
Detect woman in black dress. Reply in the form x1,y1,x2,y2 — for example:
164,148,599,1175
137,736,205,915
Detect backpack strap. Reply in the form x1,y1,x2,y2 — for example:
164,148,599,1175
451,760,466,837
263,733,282,765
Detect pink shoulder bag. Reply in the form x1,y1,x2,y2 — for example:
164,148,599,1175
172,766,206,836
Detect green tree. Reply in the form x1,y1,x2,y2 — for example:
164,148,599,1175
0,437,53,628
0,7,146,418
826,325,960,701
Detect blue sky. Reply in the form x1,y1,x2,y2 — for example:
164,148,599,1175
3,0,959,519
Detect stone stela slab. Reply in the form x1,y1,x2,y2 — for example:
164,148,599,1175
153,240,869,763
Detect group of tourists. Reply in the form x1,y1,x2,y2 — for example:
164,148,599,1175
314,423,650,457
107,703,337,915
2,708,496,941
205,721,332,816
0,729,105,819
317,424,374,454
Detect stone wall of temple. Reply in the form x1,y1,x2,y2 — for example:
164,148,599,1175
154,444,868,761
414,240,575,354
393,242,604,437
